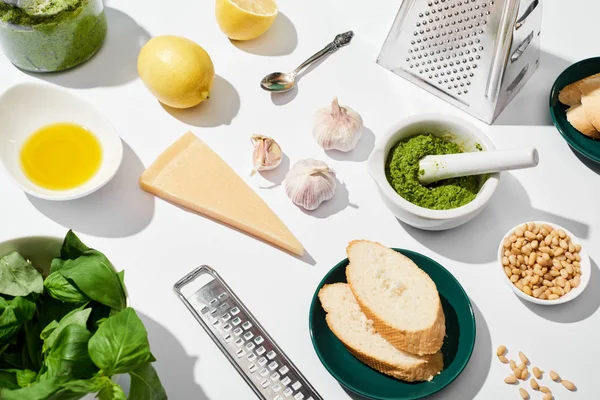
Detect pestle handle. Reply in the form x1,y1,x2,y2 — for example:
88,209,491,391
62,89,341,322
418,148,539,185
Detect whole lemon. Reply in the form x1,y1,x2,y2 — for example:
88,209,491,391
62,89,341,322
216,0,278,41
138,36,215,109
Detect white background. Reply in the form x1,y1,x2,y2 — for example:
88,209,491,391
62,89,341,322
0,0,598,399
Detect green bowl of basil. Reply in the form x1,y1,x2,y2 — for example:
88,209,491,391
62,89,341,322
0,231,167,399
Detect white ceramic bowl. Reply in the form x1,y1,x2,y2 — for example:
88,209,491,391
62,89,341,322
367,114,500,230
0,83,123,201
498,221,591,305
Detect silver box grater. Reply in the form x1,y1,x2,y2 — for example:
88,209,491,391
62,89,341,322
377,0,542,124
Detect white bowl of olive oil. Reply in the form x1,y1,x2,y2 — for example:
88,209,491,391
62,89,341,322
0,83,123,201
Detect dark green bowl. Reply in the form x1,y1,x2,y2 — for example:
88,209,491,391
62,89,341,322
549,57,600,163
309,249,475,400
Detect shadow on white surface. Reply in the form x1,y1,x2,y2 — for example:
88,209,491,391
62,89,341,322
258,153,290,189
27,141,155,237
26,8,150,88
301,180,357,219
123,312,210,400
271,86,298,106
402,173,590,264
161,75,240,127
570,147,600,175
518,258,600,323
325,127,376,162
494,51,571,126
342,301,491,400
232,13,297,56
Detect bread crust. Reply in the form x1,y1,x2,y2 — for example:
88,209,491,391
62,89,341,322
319,283,444,382
346,240,446,356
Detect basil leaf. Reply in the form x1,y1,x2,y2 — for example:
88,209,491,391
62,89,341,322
44,273,89,304
42,308,92,354
60,230,89,260
60,375,109,393
0,369,19,390
57,251,126,311
0,296,36,346
16,368,37,387
1,377,61,400
24,320,43,370
129,362,167,400
88,308,153,375
0,252,43,297
97,381,126,400
38,324,97,381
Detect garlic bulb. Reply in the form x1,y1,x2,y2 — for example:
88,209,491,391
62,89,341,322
313,97,363,152
285,159,336,210
250,134,282,176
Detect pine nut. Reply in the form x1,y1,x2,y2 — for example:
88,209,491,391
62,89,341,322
565,281,571,293
510,274,519,283
544,235,552,245
550,269,560,277
515,228,524,237
527,221,536,231
498,355,508,363
517,352,527,364
560,269,569,279
522,286,532,296
532,367,542,379
561,380,576,391
510,360,517,371
568,242,575,253
540,386,550,393
514,366,523,378
548,294,560,300
532,288,543,298
575,244,581,252
530,378,539,390
496,345,506,356
505,374,518,384
519,388,529,399
574,252,581,261
543,279,553,287
549,370,559,381
565,251,574,260
531,240,539,249
525,231,536,240
503,237,511,248
553,248,564,256
521,368,529,380
542,393,552,400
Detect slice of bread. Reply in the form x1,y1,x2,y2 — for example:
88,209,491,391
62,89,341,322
318,283,443,382
579,77,600,134
566,104,600,139
558,72,600,106
346,240,445,356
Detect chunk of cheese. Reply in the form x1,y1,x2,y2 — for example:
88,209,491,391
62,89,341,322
140,132,304,256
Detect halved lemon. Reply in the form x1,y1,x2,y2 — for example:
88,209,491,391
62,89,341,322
215,0,278,41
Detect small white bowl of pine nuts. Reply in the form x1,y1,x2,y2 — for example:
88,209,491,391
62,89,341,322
498,221,591,305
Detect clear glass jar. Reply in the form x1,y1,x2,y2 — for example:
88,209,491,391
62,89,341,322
0,0,107,72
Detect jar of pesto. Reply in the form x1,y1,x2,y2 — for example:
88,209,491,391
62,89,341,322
0,0,107,72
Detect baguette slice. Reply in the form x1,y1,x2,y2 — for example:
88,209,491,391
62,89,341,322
319,283,443,382
566,104,600,139
346,240,445,356
559,72,600,106
579,77,600,134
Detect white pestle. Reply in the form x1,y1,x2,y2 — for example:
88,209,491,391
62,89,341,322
418,147,539,185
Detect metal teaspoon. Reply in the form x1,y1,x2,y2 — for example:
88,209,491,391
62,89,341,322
260,31,354,92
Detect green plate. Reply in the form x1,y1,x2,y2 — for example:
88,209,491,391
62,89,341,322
550,57,600,163
309,249,475,400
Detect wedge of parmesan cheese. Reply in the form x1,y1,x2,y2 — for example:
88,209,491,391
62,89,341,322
140,132,304,256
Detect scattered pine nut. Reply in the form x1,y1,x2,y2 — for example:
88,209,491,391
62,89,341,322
530,379,539,390
518,351,529,364
533,367,542,379
520,368,529,380
510,360,517,371
498,355,508,363
542,393,552,400
504,374,518,384
519,388,529,399
549,370,560,382
496,345,507,356
540,386,551,393
561,380,576,391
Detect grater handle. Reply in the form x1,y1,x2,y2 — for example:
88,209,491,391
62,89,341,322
418,148,539,185
293,31,354,75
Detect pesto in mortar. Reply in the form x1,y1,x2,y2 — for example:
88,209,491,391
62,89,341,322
385,134,481,210
0,0,107,72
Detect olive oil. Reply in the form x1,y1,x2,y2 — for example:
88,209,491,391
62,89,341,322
20,122,102,190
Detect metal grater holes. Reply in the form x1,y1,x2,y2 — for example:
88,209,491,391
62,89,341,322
407,0,494,95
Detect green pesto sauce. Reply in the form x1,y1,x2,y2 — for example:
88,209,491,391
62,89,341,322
0,0,107,72
385,134,482,210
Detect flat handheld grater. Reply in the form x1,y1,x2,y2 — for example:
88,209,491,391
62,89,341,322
377,0,542,124
174,266,323,400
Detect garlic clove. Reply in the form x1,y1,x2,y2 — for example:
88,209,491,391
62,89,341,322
313,97,363,152
285,159,336,210
250,134,282,176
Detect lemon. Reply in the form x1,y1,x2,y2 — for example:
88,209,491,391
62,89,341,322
215,0,278,41
138,36,215,109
